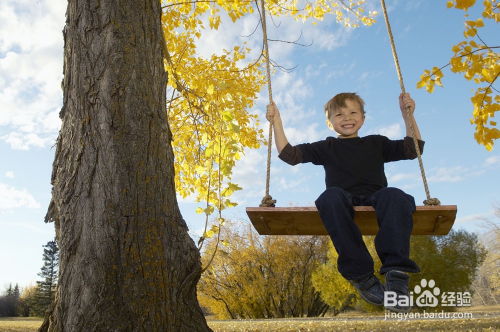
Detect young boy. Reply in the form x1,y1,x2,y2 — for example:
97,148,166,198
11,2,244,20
266,92,423,313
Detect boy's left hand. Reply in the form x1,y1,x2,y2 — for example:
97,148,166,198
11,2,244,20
399,93,415,116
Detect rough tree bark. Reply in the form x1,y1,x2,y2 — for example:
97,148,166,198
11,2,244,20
41,0,211,331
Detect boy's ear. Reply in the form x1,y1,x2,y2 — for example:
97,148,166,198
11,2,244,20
326,118,335,131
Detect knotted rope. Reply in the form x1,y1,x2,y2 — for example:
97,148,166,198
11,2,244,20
380,0,440,206
259,0,276,207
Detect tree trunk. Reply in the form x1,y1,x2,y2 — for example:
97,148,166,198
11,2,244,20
41,0,211,331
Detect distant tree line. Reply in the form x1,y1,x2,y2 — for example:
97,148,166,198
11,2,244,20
473,207,500,305
0,240,58,317
0,284,20,317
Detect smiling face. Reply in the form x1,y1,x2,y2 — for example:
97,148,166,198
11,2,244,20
329,98,365,138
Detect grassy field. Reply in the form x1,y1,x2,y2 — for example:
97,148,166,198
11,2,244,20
1,306,499,331
207,316,500,331
0,317,42,332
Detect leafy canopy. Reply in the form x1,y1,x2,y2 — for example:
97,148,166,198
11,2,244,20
417,0,499,150
161,0,377,241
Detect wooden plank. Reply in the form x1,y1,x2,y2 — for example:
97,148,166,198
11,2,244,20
246,205,457,236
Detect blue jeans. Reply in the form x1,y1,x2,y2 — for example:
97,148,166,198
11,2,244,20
314,186,420,280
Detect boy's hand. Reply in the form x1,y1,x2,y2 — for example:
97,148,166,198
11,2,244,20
266,102,280,124
399,93,415,117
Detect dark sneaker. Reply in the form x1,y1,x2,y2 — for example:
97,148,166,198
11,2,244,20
384,270,411,313
350,274,385,306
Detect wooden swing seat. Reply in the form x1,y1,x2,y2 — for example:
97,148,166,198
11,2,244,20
246,205,457,236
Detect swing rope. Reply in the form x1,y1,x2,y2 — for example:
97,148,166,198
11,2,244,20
380,0,440,206
258,0,440,207
259,0,277,207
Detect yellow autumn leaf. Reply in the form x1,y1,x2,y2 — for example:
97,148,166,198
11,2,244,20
454,0,477,10
204,229,215,238
464,27,477,37
426,83,435,93
416,79,426,89
419,0,498,150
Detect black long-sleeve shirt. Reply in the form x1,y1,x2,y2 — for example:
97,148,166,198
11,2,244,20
278,135,424,196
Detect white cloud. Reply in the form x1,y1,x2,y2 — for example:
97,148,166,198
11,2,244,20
1,131,53,150
420,157,499,184
286,123,326,144
456,212,493,224
388,172,416,183
273,72,312,102
195,13,260,60
0,0,65,150
402,0,424,12
277,176,307,191
358,70,384,83
0,220,53,235
266,72,323,129
188,226,205,240
176,193,197,204
257,71,328,143
428,166,469,183
303,24,353,51
231,148,267,204
484,155,500,167
305,62,327,78
0,182,40,210
324,62,357,82
375,123,403,139
5,171,14,179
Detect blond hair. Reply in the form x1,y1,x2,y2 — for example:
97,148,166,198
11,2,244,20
324,93,365,130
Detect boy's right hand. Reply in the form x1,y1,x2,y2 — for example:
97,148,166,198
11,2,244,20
266,102,280,123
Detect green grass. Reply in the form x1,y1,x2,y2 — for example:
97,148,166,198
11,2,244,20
0,317,43,332
1,307,499,331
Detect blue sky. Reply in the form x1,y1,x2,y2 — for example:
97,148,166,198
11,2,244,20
0,0,498,290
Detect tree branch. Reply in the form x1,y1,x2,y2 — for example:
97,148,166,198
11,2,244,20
425,46,500,78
